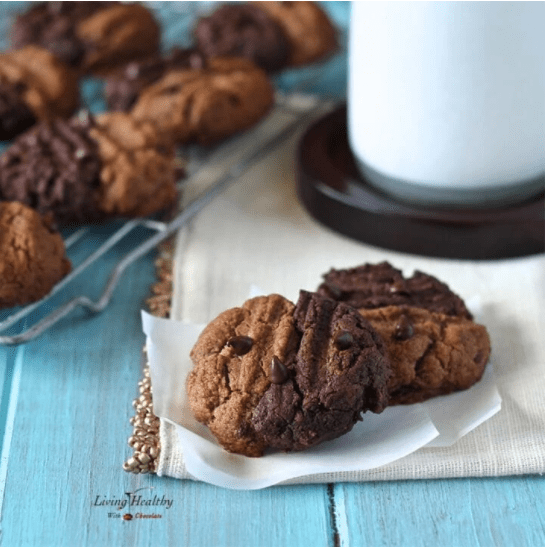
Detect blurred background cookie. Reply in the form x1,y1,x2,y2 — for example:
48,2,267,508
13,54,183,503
0,111,177,225
187,291,391,457
194,3,290,73
11,1,160,75
0,45,79,140
359,306,491,405
250,1,338,66
104,48,206,112
131,56,274,145
0,201,71,309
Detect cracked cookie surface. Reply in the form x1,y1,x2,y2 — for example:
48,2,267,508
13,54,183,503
187,291,391,457
360,306,490,405
0,46,79,140
318,261,472,319
250,1,338,66
0,111,177,225
105,49,206,112
194,3,289,72
0,201,71,309
131,56,274,146
12,1,160,75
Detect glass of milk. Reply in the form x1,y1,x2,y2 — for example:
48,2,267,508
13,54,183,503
348,1,545,207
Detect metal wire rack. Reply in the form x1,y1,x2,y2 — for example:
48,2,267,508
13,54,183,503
0,2,347,346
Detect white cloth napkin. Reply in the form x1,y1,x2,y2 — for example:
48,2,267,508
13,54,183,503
158,100,545,484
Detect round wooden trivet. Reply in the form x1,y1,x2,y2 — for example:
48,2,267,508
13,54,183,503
296,104,544,259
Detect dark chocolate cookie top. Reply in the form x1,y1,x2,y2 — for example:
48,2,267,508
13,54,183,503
11,2,115,67
0,112,102,225
194,3,290,73
187,291,391,457
317,262,472,319
0,80,36,141
105,48,207,112
251,291,391,453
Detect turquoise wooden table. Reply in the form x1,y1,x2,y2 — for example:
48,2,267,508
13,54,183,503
0,2,544,546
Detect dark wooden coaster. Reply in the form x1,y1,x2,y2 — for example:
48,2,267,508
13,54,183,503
296,104,544,259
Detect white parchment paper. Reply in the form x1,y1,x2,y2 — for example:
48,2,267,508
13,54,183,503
141,296,501,490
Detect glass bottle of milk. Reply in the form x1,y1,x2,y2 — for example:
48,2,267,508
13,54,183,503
348,1,545,207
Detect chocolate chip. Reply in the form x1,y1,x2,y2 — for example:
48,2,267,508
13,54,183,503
335,331,354,350
474,350,484,364
271,356,288,384
227,335,253,355
394,315,414,340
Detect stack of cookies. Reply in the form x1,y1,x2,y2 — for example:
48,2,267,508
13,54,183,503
187,262,491,457
0,1,339,308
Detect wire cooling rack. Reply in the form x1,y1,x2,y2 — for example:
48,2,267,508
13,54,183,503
0,2,347,345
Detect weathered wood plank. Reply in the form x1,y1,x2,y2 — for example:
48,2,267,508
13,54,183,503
337,476,545,547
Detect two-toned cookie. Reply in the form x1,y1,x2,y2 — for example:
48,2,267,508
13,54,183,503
0,46,79,140
187,291,391,457
317,262,490,405
0,111,177,225
122,56,275,146
11,1,160,75
195,1,338,71
0,201,71,309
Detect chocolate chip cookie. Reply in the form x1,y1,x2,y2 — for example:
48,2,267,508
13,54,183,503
131,56,275,146
104,49,207,112
317,262,472,319
0,111,177,225
11,1,160,75
359,306,491,405
251,1,338,66
0,46,79,140
0,201,71,309
194,3,290,72
187,291,391,457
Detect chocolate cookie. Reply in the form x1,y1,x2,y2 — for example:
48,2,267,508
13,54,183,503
359,306,491,405
0,111,177,225
131,56,275,146
11,1,160,75
251,1,338,66
194,4,290,72
0,46,79,140
187,291,391,457
0,201,71,309
104,49,206,112
318,262,472,319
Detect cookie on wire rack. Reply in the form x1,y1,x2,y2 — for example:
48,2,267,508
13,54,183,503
0,111,177,226
11,1,160,76
0,45,79,140
0,201,71,309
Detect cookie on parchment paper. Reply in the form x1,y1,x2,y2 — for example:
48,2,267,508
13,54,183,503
317,261,473,319
359,306,491,405
187,291,391,457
